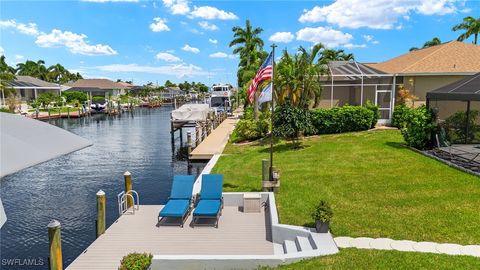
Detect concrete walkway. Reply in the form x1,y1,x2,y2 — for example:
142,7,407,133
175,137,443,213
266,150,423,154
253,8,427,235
334,236,480,257
190,107,243,160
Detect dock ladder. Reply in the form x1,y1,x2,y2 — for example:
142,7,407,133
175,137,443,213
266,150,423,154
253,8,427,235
117,190,140,216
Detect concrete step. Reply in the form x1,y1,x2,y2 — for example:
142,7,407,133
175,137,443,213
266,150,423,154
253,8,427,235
283,240,298,254
295,236,313,252
273,243,285,254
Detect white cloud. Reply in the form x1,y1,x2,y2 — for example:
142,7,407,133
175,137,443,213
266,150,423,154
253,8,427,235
35,29,118,56
155,52,181,62
296,27,353,48
0,20,40,36
362,35,373,42
94,63,209,78
198,21,219,31
150,17,170,32
182,44,200,54
208,38,218,44
343,43,367,49
15,54,24,60
299,0,461,29
209,52,236,59
269,32,294,43
81,0,139,2
162,0,190,15
190,6,238,20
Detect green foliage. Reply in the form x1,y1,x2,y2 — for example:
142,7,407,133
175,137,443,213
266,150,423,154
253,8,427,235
92,96,106,103
364,101,379,128
311,106,374,134
62,91,88,104
312,200,333,223
231,119,269,143
273,102,316,141
391,104,410,128
0,107,12,113
37,92,62,109
445,110,479,144
400,105,435,149
118,253,152,270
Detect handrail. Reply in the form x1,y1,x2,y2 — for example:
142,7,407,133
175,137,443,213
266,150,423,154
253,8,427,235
117,190,140,216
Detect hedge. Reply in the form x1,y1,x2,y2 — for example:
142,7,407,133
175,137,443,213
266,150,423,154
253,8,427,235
400,105,435,149
231,119,269,143
311,106,374,134
118,253,152,270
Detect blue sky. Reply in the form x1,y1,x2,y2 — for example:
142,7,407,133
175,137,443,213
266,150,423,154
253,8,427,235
0,0,478,86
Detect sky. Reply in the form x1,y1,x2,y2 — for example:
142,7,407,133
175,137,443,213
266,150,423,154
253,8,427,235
0,0,478,86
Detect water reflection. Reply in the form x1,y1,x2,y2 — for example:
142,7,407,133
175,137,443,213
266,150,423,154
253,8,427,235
0,107,205,269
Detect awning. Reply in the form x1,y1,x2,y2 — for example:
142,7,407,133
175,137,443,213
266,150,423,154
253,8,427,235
427,73,480,101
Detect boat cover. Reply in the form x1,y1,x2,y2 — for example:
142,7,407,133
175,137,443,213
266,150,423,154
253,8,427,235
171,104,210,122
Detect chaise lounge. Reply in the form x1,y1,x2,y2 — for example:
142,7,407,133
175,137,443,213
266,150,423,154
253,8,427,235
192,174,224,228
158,175,195,227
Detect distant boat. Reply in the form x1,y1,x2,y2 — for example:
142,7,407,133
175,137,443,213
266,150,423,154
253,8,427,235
91,101,107,112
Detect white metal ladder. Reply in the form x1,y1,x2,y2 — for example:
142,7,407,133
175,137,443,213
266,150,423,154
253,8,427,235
117,190,140,216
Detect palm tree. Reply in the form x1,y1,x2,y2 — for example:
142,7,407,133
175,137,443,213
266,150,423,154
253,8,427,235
423,37,442,48
16,60,48,80
318,49,354,65
47,63,67,83
452,16,480,44
229,20,264,87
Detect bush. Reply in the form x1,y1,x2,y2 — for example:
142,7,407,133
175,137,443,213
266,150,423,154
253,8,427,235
92,96,106,103
311,106,374,134
312,200,333,223
364,101,379,129
62,91,88,104
400,105,435,149
0,107,12,113
37,92,62,109
231,119,269,143
273,103,316,142
118,253,152,270
392,104,410,128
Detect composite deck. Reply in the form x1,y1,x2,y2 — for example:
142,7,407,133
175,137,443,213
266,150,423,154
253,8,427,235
190,107,243,160
66,205,273,270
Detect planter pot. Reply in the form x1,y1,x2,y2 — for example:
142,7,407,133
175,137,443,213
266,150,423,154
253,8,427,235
315,220,329,233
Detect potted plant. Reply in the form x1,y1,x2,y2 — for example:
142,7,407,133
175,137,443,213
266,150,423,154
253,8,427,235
312,200,333,233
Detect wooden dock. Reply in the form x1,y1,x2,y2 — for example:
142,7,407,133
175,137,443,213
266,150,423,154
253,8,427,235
66,205,272,270
190,107,243,160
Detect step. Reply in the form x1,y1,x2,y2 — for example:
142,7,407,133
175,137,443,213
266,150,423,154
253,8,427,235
283,240,298,254
295,236,313,252
273,243,285,254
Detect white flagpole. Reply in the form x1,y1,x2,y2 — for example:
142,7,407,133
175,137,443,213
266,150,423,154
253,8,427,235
269,44,277,182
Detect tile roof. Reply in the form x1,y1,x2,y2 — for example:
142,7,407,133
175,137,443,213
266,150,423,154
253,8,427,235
367,41,480,74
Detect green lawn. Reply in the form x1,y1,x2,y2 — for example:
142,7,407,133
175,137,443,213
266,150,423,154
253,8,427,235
212,130,480,244
262,248,480,270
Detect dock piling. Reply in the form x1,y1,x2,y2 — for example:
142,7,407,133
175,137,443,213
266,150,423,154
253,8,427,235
96,190,106,238
48,219,63,270
262,159,270,192
195,125,200,147
124,171,133,208
187,131,192,158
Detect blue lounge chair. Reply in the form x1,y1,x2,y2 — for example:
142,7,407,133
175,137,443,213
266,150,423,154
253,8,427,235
192,174,223,228
158,175,195,227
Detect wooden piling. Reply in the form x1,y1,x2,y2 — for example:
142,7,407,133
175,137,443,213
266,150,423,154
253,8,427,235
67,107,70,119
48,219,63,270
48,108,51,120
96,190,106,238
195,125,200,147
187,131,192,157
262,159,270,192
124,171,133,208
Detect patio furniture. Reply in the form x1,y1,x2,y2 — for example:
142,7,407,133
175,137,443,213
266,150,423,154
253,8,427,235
158,175,195,227
436,129,480,162
192,174,224,228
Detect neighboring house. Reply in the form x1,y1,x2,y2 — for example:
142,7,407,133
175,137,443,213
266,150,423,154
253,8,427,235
3,76,62,104
161,87,186,100
368,41,480,107
64,79,128,97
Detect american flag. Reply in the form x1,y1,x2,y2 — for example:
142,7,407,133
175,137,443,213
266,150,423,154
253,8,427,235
247,52,273,103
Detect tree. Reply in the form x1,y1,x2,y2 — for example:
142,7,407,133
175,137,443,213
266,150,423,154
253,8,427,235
318,49,354,65
0,56,17,111
452,16,480,44
423,37,441,48
16,60,48,80
164,80,177,88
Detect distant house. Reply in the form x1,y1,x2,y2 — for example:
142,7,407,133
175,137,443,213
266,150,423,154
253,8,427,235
3,76,62,103
64,79,128,97
367,41,480,107
161,87,186,100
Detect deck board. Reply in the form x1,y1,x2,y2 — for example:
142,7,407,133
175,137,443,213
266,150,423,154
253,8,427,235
66,205,273,270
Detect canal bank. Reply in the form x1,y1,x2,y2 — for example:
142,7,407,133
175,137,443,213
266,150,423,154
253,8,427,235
0,107,206,269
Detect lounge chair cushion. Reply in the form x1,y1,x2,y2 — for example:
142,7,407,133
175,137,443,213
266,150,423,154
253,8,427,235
193,200,221,217
159,199,190,217
200,174,223,200
170,175,195,200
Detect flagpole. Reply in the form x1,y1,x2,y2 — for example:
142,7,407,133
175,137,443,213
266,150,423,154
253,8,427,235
269,44,277,182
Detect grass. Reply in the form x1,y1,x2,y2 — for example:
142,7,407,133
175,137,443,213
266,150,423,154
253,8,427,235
261,248,480,269
212,130,480,244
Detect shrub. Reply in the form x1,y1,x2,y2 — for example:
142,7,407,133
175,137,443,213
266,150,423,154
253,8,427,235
118,253,152,270
92,96,106,103
231,119,269,143
273,103,316,143
242,107,255,120
311,106,374,134
37,92,62,109
391,104,410,128
445,110,479,144
400,105,435,149
364,101,379,129
0,107,12,113
312,200,333,223
62,91,88,104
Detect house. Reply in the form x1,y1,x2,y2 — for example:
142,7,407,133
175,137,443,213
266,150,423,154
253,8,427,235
367,41,480,107
3,76,62,104
64,79,128,97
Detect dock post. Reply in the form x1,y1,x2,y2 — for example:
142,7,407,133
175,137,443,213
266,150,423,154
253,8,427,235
48,108,51,120
67,107,70,119
262,159,270,192
170,115,175,146
187,131,192,158
124,171,133,208
96,190,106,238
203,124,207,140
207,119,212,135
48,219,63,270
195,124,200,147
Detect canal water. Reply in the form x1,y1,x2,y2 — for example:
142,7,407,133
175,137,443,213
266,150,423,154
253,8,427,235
0,107,205,269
